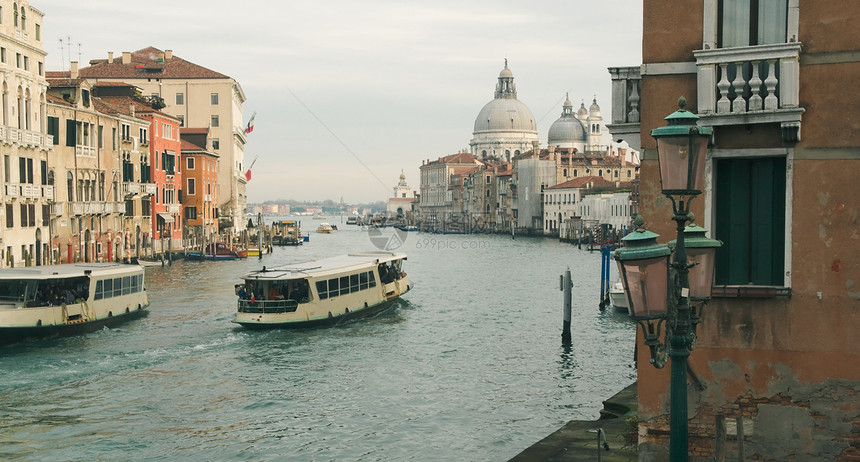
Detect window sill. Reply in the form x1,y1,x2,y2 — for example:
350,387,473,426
712,285,791,298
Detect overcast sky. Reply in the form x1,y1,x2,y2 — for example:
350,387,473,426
36,0,643,204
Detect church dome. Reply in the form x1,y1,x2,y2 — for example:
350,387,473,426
474,98,537,132
548,93,587,146
473,60,537,133
577,101,588,119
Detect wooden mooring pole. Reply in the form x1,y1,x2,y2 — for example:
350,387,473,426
561,268,572,346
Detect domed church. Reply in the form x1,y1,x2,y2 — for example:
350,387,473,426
470,60,539,162
547,93,603,153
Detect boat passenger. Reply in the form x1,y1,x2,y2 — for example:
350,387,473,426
269,285,283,300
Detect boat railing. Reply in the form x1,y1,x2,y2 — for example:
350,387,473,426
238,299,299,314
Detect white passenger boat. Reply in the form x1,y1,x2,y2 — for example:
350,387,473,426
0,263,149,344
316,223,334,234
233,252,411,329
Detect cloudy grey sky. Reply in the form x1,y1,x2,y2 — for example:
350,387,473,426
36,0,643,204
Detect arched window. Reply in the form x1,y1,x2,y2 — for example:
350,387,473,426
481,150,487,157
573,169,578,177
505,149,510,157
563,168,568,177
598,169,603,177
13,3,18,28
485,189,490,197
514,150,520,156
20,6,25,29
614,170,619,178
66,172,74,201
627,170,631,178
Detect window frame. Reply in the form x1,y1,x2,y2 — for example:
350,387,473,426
706,148,793,292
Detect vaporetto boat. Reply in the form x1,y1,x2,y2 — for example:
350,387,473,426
233,252,411,328
0,263,149,344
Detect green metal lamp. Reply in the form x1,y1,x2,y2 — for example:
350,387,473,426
650,96,713,198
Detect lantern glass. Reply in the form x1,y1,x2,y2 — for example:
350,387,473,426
619,255,670,319
656,134,709,194
687,247,717,300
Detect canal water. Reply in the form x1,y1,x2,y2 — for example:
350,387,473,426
0,222,636,461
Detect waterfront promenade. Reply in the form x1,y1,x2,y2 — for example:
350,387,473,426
511,382,638,461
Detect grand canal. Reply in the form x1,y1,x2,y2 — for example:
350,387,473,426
0,222,636,461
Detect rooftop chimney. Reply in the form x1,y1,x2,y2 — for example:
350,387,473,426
130,103,135,118
122,52,131,64
165,50,173,60
108,52,114,64
70,61,78,79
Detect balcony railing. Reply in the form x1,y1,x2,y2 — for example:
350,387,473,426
166,204,181,214
141,183,157,196
69,201,111,216
694,42,803,137
42,185,54,201
51,202,64,216
238,299,299,314
606,66,642,151
76,145,97,158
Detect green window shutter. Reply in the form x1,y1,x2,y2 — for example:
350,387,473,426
750,157,785,285
716,159,751,285
65,119,76,147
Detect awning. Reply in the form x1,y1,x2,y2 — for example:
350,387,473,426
157,213,174,223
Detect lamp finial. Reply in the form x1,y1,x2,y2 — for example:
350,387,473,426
678,96,687,109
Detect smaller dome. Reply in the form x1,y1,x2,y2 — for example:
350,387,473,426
499,58,513,78
589,97,600,114
578,101,588,118
399,172,406,180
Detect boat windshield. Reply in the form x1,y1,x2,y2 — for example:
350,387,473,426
0,280,39,302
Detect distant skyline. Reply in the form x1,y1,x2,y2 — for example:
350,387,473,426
37,0,643,203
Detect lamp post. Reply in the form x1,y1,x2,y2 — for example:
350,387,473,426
614,97,721,461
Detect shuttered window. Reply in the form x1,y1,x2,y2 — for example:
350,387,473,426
714,157,785,285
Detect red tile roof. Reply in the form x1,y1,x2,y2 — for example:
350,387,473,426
547,176,615,190
80,46,230,80
181,138,206,151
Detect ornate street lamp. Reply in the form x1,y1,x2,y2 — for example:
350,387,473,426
614,97,718,462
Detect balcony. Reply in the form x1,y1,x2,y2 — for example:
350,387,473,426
123,181,140,198
694,42,804,141
51,202,64,216
5,183,19,199
14,29,29,42
166,204,181,214
21,183,40,199
140,183,157,196
42,185,54,201
606,66,642,151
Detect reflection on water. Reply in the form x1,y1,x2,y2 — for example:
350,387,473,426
0,224,635,461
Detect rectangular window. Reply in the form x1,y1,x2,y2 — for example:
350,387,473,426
15,53,21,68
715,156,786,286
23,56,29,71
210,93,219,105
42,204,49,226
368,271,376,288
95,280,104,300
187,178,196,195
113,278,122,298
112,127,117,150
37,62,42,76
139,127,148,144
339,276,349,296
210,115,219,127
176,93,184,105
185,206,197,220
212,138,219,150
6,204,13,228
0,48,5,63
35,24,40,41
177,115,184,127
104,278,113,298
40,160,47,185
98,125,104,148
316,281,328,300
328,278,339,298
349,274,359,293
718,0,788,48
186,157,195,170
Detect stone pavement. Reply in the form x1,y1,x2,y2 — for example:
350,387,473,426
509,382,638,461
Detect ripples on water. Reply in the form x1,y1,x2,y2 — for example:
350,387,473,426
0,222,636,461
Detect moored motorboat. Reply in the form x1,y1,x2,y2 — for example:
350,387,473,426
272,220,303,246
186,242,242,260
0,263,150,344
609,280,629,312
233,251,412,329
